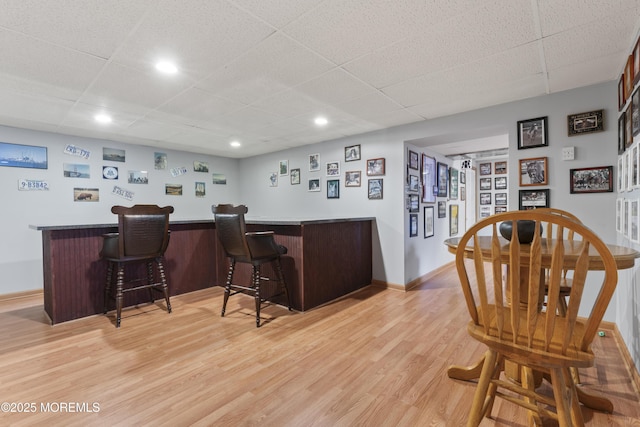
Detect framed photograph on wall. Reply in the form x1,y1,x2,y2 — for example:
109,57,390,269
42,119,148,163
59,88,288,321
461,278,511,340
479,162,492,175
479,177,491,190
619,74,626,111
409,214,418,237
345,170,361,187
449,168,458,199
619,111,627,154
308,178,321,192
309,154,320,172
519,157,548,186
326,161,340,176
421,154,436,203
633,88,640,137
495,193,507,205
449,204,459,236
479,192,492,205
424,206,434,238
438,201,446,218
519,189,550,210
345,144,361,162
494,161,507,174
279,160,288,176
408,150,419,170
290,168,301,185
408,174,419,192
327,179,340,198
437,162,448,197
368,178,383,199
569,166,613,194
0,142,48,169
517,116,548,149
567,109,604,136
625,54,635,101
366,158,385,176
634,37,640,85
495,176,507,190
408,194,419,212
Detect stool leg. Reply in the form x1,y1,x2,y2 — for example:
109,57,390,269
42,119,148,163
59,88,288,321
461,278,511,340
254,264,261,328
221,260,235,317
274,257,291,311
104,262,113,314
115,264,125,328
157,258,171,313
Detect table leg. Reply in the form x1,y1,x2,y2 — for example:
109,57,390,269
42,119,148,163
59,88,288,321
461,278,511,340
447,356,485,380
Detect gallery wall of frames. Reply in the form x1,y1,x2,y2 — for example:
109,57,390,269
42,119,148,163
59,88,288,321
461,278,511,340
616,33,640,242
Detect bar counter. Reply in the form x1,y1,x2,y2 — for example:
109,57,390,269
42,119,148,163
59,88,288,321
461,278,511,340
31,217,374,324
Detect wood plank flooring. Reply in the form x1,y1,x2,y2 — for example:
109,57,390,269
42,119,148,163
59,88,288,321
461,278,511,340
0,266,639,426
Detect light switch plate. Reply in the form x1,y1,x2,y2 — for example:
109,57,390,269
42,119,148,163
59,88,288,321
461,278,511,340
562,146,575,161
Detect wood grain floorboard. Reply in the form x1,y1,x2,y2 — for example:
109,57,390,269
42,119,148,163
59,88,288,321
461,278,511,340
0,265,638,426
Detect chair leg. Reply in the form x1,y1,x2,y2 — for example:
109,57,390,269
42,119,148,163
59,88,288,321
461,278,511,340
115,264,125,328
467,349,498,427
564,367,584,426
522,365,544,426
549,367,573,427
254,265,261,328
221,260,235,317
157,258,171,314
274,257,291,311
147,261,155,303
104,262,113,314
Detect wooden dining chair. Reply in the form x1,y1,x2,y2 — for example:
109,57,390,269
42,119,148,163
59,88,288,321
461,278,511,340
454,210,618,426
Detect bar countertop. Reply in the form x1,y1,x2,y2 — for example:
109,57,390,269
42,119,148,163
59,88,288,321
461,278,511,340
30,217,375,231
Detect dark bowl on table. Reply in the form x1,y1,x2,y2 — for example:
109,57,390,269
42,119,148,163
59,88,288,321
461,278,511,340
498,220,542,244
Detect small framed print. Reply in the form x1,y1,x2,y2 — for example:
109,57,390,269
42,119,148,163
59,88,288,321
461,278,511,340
290,168,301,185
630,199,639,243
345,144,361,162
633,88,640,138
619,74,626,111
619,111,627,154
408,174,419,192
519,189,550,210
345,170,361,187
479,177,491,190
518,116,548,149
479,192,492,205
279,160,289,176
436,162,448,197
327,179,340,198
366,158,385,176
409,214,418,237
449,204,459,236
568,110,604,136
519,157,548,186
309,154,320,172
408,150,419,170
634,37,640,85
194,161,209,173
569,166,613,194
0,142,48,169
495,206,507,214
494,161,507,174
424,206,434,238
421,154,436,203
495,192,507,206
326,161,340,176
460,171,466,184
449,168,458,199
460,186,466,201
625,54,635,101
409,194,419,213
438,201,446,218
309,178,321,192
495,176,507,190
479,162,492,175
368,178,383,199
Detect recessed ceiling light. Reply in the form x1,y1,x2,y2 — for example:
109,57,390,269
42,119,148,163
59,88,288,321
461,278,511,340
230,141,241,148
155,61,178,74
314,116,328,126
94,113,112,124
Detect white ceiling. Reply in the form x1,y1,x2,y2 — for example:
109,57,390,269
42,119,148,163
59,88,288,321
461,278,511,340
0,0,638,158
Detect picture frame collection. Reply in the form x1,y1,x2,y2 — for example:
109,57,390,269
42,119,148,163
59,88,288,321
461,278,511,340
478,158,508,217
618,32,640,240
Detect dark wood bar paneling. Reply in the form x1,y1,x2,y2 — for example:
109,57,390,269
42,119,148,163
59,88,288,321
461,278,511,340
35,218,372,323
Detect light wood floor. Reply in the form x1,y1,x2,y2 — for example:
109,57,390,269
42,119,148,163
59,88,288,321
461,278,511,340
1,266,639,426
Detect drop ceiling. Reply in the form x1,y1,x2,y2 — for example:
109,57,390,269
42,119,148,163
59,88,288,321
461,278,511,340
0,0,638,158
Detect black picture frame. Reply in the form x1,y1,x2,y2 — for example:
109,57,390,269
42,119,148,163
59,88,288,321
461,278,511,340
568,109,604,136
619,111,627,154
619,73,626,111
424,206,434,238
519,189,550,210
449,168,458,200
345,144,361,162
479,162,492,175
327,179,340,199
479,192,492,205
479,177,491,190
570,166,613,194
368,178,383,199
409,213,418,237
408,174,419,192
438,201,446,218
633,88,640,138
437,162,448,197
408,150,419,170
409,194,419,213
517,116,548,149
495,176,507,190
421,154,436,203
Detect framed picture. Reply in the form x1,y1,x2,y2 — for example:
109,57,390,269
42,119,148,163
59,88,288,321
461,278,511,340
519,189,550,210
460,186,466,201
480,192,492,205
345,170,361,187
366,158,385,176
495,206,507,214
408,174,419,192
517,116,548,149
437,162,448,197
626,104,633,148
154,152,167,169
619,111,627,154
479,177,491,190
290,168,301,185
568,110,604,136
424,206,434,238
624,199,630,238
625,54,635,101
278,160,288,176
495,193,507,206
345,144,361,162
519,157,548,186
409,194,419,213
327,179,340,198
569,166,613,194
631,199,639,243
212,173,226,184
409,214,418,237
194,161,209,173
619,74,626,111
309,154,320,172
421,154,436,203
308,178,321,192
128,170,148,184
633,88,640,137
63,163,90,178
165,184,182,196
618,156,625,193
632,145,639,188
0,142,48,169
103,147,125,162
480,206,491,218
634,37,640,85
74,188,99,201
326,161,340,176
460,171,466,184
449,204,459,236
495,176,507,190
269,172,278,187
494,161,507,174
479,162,492,175
438,201,446,218
408,150,419,170
449,168,458,199
368,178,383,199
195,182,206,197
